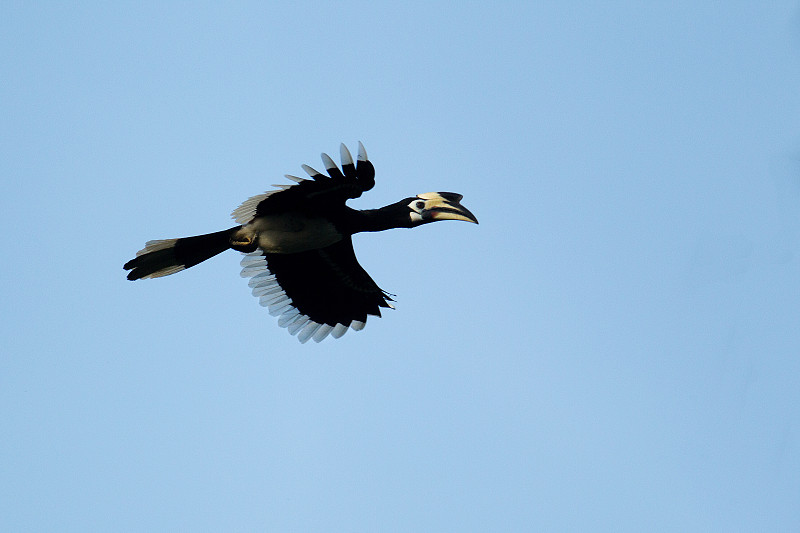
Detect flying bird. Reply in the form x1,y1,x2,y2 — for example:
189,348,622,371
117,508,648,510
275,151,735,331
123,143,478,343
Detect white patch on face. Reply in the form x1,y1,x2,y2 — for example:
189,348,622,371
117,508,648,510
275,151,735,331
408,192,477,225
408,197,430,223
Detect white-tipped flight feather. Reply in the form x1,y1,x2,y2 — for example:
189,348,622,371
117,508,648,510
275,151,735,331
321,153,337,172
302,164,322,178
239,251,373,343
339,144,353,167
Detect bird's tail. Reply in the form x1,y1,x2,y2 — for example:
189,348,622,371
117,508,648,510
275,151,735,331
124,227,239,281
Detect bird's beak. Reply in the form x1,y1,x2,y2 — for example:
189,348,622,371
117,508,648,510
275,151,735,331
417,192,479,224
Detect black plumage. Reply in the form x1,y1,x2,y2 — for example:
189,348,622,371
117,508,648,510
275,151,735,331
124,143,477,342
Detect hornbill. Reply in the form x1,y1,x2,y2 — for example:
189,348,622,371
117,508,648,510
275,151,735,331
123,143,478,343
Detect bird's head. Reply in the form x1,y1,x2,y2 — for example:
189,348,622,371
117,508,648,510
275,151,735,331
407,192,478,226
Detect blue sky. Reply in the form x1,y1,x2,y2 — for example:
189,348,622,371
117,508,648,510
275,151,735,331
2,2,799,531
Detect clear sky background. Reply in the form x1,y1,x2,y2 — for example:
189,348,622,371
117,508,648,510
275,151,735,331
2,2,799,531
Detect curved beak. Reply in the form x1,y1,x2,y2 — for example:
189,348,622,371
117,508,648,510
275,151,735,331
417,192,479,224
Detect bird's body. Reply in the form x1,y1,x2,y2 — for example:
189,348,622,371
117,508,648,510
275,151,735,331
236,213,342,254
124,143,477,343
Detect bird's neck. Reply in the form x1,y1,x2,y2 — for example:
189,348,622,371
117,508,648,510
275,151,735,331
343,202,414,234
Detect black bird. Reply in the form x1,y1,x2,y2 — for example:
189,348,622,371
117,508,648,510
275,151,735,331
124,143,478,343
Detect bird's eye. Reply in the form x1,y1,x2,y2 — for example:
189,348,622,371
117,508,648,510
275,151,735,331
415,201,425,210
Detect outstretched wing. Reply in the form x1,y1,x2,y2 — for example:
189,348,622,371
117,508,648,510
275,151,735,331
231,142,375,224
241,237,394,343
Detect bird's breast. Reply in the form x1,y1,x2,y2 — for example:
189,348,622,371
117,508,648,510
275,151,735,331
245,213,343,254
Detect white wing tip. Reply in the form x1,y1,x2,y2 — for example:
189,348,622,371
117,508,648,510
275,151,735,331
339,144,353,166
331,323,349,339
287,316,310,336
320,152,337,171
311,324,332,343
231,192,272,223
357,141,368,161
297,321,323,344
240,252,375,343
302,164,320,177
